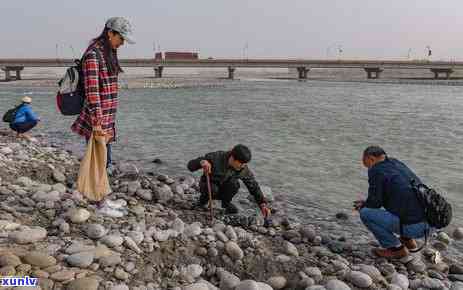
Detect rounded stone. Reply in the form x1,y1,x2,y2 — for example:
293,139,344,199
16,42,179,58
85,224,106,239
453,228,463,241
66,277,99,290
9,227,47,244
225,241,244,261
50,270,75,282
101,235,124,248
347,271,373,288
235,280,259,290
65,252,94,268
391,273,409,290
69,208,90,223
23,251,57,268
0,253,22,267
267,276,287,289
325,279,351,290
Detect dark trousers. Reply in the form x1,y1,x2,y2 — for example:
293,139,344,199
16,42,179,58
85,138,112,169
10,120,38,134
199,178,240,206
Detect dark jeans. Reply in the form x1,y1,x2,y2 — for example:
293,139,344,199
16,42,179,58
10,120,38,134
85,138,112,169
199,178,240,206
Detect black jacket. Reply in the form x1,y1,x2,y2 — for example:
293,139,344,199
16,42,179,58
365,157,425,224
187,150,265,204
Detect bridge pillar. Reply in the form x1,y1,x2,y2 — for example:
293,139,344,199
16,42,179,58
154,66,164,78
297,67,309,80
364,67,383,79
1,66,24,81
430,68,453,79
227,67,236,79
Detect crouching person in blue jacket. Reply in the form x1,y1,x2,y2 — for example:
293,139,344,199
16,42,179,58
354,146,429,258
10,96,40,139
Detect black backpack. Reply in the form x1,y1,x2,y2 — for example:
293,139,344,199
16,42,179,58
411,180,452,229
56,49,102,116
56,59,85,116
2,104,23,123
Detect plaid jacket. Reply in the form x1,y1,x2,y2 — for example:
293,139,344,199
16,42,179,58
71,41,119,143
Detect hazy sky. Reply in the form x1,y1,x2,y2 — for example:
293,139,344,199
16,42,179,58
1,0,462,60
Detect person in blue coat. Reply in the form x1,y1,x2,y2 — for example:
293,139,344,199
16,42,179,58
10,96,40,139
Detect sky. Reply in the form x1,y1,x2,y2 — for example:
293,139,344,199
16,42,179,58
1,0,463,60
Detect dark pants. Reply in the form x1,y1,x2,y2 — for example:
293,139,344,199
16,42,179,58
85,138,112,169
10,120,38,134
199,178,240,206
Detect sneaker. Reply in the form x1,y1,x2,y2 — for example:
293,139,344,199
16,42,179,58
223,202,239,215
373,246,409,259
107,164,115,177
96,206,125,218
105,199,126,209
400,237,418,250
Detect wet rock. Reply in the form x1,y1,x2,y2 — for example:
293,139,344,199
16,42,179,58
421,277,445,289
450,264,463,275
225,241,244,261
23,251,57,268
300,226,317,241
433,241,448,252
391,273,409,290
335,212,349,220
152,158,163,164
85,224,106,239
9,226,47,244
453,228,463,241
66,277,99,290
325,279,351,290
68,208,90,223
347,271,373,288
65,251,94,268
267,276,287,289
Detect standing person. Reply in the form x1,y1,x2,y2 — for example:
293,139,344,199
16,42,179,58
71,17,135,174
187,144,270,216
10,96,40,140
354,146,429,258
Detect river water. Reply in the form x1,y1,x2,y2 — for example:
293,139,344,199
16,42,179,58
1,79,462,226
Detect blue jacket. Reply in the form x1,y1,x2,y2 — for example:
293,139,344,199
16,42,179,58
13,104,39,124
365,157,425,224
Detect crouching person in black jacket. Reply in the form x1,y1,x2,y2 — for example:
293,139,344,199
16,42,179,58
187,144,269,216
354,146,429,259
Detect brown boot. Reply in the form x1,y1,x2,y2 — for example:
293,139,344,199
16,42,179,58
400,237,418,250
373,246,409,258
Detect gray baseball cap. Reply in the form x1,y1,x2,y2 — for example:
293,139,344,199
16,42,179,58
105,17,135,44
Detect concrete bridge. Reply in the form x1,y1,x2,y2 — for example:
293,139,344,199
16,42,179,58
0,58,461,81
